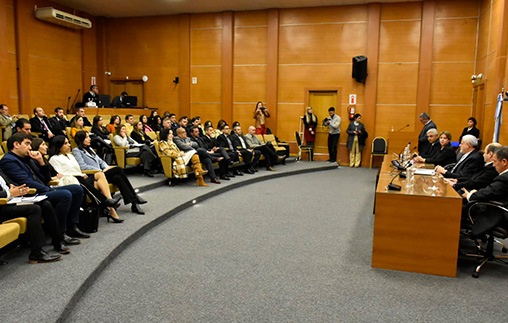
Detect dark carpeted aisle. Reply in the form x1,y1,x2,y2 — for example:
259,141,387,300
66,168,508,322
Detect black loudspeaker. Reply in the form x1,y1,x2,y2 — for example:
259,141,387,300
352,56,368,83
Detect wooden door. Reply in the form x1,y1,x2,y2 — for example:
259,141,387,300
471,83,485,146
308,91,338,156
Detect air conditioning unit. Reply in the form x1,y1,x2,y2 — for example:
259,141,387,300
35,7,92,29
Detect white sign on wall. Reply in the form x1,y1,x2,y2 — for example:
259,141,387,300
349,94,357,105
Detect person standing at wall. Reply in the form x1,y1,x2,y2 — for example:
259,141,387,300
254,101,270,135
323,107,341,163
418,112,437,155
347,113,367,167
302,106,318,145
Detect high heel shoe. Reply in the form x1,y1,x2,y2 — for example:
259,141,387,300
106,214,124,223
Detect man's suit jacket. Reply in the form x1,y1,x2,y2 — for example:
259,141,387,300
454,163,498,191
111,96,126,108
418,120,437,154
443,149,483,181
72,147,109,171
0,168,14,198
83,92,98,106
201,135,220,151
230,134,252,150
421,140,440,159
0,152,51,193
190,136,207,150
173,136,198,152
0,114,16,140
49,116,69,137
30,116,54,140
469,171,508,204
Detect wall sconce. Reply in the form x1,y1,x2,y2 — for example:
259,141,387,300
105,71,111,76
173,77,179,84
472,74,483,84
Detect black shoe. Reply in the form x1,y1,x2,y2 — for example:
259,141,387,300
220,175,230,180
63,234,81,245
104,195,122,208
131,203,145,215
53,242,70,254
250,167,258,173
67,225,91,239
227,172,236,178
211,178,221,184
144,170,154,177
233,170,243,176
135,195,147,204
107,214,124,223
29,249,62,264
244,168,255,174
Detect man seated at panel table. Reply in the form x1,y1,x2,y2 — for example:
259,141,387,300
435,135,483,181
30,107,55,142
82,85,99,107
70,107,92,127
0,133,88,241
444,143,501,192
111,91,128,108
415,128,440,159
413,130,456,167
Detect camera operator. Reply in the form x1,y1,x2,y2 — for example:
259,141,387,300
323,107,341,163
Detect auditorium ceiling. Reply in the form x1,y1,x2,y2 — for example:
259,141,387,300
51,0,422,18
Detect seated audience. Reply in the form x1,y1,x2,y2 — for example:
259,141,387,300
91,115,114,162
149,115,162,133
189,126,224,183
113,124,157,177
162,117,172,131
131,121,154,146
445,143,501,192
230,125,260,174
0,133,88,240
158,128,208,187
459,117,480,143
14,118,32,135
169,114,179,133
73,131,146,215
178,116,190,135
0,103,20,140
190,117,203,136
71,116,87,138
147,110,158,127
124,115,135,136
214,119,227,138
30,107,55,141
48,135,123,223
174,127,220,184
245,126,277,171
140,115,154,132
70,107,92,127
435,134,483,181
216,124,244,176
107,115,121,134
414,131,456,166
49,107,70,137
203,125,239,179
0,169,70,262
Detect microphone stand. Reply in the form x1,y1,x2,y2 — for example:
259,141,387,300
397,124,410,132
388,173,402,191
70,89,81,114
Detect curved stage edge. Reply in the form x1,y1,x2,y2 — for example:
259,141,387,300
57,163,338,323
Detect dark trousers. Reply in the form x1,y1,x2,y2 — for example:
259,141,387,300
46,185,83,232
238,149,261,169
254,145,278,167
105,166,137,205
77,175,107,204
196,148,217,179
126,145,156,171
0,204,44,251
328,133,340,162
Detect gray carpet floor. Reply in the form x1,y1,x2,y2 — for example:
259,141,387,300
61,168,508,322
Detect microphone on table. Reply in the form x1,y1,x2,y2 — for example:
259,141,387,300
397,142,410,161
391,142,411,170
387,173,402,191
397,124,410,132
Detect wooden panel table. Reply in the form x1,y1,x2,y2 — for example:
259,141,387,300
372,157,463,277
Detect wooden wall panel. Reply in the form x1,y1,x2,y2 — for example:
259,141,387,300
232,103,258,130
375,105,417,137
190,29,222,66
489,0,501,53
435,0,480,18
280,5,368,24
3,0,18,111
234,10,267,26
380,2,422,20
190,103,222,124
190,13,222,28
377,64,419,104
279,23,368,64
430,63,475,105
277,104,304,141
189,66,221,103
429,105,472,139
476,1,490,61
379,21,421,63
433,19,478,62
107,16,180,110
232,66,266,102
233,27,267,65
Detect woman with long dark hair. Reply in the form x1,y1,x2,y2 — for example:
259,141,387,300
106,115,121,134
73,131,147,215
459,117,480,143
113,124,157,177
48,135,123,223
140,115,154,132
253,101,270,135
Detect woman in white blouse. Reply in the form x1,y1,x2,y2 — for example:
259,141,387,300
48,135,123,223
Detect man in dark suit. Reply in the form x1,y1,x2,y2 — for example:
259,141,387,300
189,126,228,181
231,125,260,174
435,135,483,181
111,91,128,108
418,112,437,155
70,107,92,127
49,107,70,137
0,169,67,263
419,128,440,159
202,125,238,180
82,85,99,107
0,133,88,240
445,143,501,191
216,124,245,176
29,107,55,142
14,118,32,136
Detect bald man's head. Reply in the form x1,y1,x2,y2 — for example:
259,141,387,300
176,127,187,139
248,126,256,135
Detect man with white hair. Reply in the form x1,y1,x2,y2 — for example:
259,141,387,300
419,128,440,158
435,134,483,180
